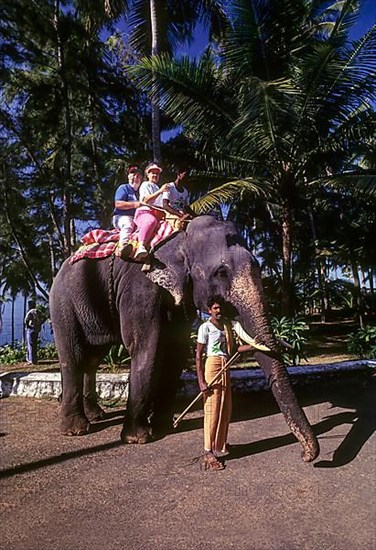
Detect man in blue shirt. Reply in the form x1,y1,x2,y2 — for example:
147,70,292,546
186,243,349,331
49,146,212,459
24,301,45,364
113,166,142,255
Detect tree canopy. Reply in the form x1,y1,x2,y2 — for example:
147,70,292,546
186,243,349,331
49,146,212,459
0,0,375,323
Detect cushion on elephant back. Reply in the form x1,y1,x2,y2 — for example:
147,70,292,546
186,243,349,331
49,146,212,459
69,222,175,264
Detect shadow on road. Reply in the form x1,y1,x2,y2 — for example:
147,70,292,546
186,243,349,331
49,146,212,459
0,440,124,480
178,372,375,468
312,374,376,468
1,373,374,479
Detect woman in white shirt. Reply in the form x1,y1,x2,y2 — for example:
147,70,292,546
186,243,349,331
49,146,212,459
134,162,169,260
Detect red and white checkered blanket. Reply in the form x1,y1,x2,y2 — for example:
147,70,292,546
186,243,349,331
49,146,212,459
69,222,174,264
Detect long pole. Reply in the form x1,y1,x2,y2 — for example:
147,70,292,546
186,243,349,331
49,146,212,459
173,352,240,429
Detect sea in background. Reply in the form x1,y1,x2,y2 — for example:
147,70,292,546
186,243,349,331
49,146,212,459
0,296,53,347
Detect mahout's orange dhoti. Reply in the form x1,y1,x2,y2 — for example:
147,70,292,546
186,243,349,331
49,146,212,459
203,356,232,453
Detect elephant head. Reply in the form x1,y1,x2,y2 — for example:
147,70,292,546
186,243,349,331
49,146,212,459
150,215,319,462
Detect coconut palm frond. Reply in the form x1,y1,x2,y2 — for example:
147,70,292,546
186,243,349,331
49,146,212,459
315,24,376,124
333,110,375,146
128,52,236,141
291,1,361,146
305,107,376,163
309,173,376,197
191,178,270,214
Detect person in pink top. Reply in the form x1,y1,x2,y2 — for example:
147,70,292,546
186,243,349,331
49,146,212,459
134,162,169,261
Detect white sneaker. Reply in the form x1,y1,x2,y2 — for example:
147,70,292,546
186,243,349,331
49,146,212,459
134,244,149,261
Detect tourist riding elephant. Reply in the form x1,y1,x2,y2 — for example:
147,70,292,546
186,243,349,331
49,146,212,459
50,215,319,462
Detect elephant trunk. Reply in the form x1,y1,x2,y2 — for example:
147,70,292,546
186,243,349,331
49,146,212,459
254,353,319,462
229,265,319,462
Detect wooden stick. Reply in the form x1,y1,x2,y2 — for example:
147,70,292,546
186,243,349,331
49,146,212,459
173,352,241,429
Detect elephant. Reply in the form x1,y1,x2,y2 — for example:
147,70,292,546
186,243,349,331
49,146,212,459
49,215,319,462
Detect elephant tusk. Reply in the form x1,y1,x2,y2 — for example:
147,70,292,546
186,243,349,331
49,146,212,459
232,321,271,352
243,339,271,352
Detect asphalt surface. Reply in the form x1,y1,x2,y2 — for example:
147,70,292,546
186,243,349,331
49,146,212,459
1,372,376,550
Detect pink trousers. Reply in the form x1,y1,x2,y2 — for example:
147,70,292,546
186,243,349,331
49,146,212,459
134,208,164,246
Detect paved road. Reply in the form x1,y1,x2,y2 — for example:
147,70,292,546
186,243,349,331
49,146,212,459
1,373,376,550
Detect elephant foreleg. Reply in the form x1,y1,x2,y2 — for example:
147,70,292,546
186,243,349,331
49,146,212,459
151,325,190,435
121,335,160,444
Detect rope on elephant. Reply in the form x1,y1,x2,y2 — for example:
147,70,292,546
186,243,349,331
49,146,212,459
108,252,116,327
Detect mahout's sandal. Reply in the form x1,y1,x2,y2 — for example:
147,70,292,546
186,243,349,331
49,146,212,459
201,451,225,471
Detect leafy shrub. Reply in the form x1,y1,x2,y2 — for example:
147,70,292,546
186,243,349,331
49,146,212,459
271,316,309,366
103,344,131,371
0,341,58,364
0,341,27,364
39,343,58,360
347,325,376,358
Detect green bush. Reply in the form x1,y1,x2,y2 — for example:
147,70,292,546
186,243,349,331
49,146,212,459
0,341,58,364
0,341,27,364
271,316,309,366
347,325,376,358
103,344,131,371
39,343,58,360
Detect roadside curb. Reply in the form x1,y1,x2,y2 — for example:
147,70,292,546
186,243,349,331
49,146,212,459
1,360,375,401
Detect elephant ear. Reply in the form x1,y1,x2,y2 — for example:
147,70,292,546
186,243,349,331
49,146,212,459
146,233,189,305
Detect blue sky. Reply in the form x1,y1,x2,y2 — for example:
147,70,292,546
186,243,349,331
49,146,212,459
177,0,376,58
350,0,376,38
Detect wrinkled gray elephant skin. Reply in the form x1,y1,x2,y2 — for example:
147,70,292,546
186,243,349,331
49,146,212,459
50,216,319,462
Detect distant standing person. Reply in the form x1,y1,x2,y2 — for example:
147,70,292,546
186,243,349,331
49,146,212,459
162,168,195,229
113,165,143,257
24,301,45,365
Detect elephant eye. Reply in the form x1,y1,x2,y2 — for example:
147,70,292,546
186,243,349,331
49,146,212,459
213,266,228,279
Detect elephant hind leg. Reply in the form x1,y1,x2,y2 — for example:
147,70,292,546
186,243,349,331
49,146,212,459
83,346,111,422
60,362,90,436
61,413,90,436
84,397,106,423
58,356,88,436
60,345,111,436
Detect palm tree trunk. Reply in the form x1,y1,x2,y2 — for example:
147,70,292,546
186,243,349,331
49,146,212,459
23,293,27,343
281,207,293,316
11,295,15,345
369,268,374,294
351,259,364,329
54,0,73,257
308,209,328,322
49,232,57,281
150,0,161,164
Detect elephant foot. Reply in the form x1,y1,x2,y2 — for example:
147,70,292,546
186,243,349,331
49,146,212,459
84,400,106,422
61,414,90,436
120,426,151,444
150,413,173,438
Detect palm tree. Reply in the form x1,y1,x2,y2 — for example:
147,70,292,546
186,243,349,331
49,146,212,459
127,0,228,163
130,0,376,315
